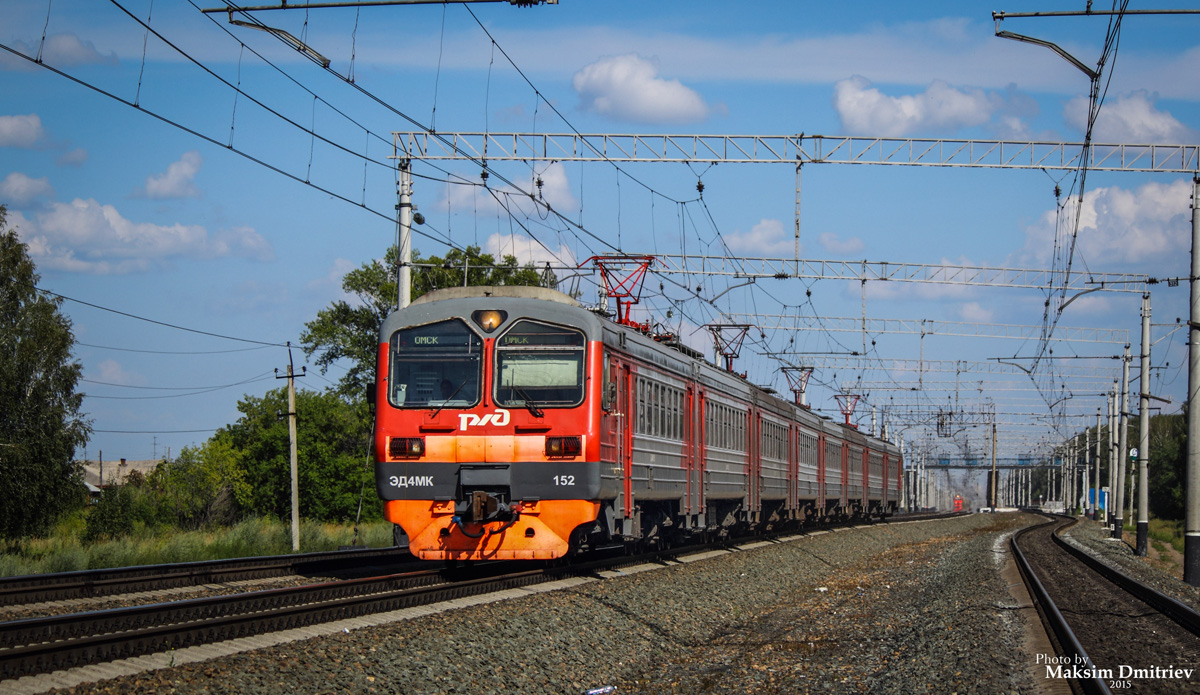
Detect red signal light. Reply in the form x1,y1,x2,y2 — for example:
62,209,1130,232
545,436,581,458
389,437,425,459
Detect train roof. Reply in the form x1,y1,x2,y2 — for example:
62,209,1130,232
411,285,580,307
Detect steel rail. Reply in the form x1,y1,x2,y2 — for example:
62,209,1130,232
1011,517,1111,695
1051,527,1200,636
0,568,533,679
0,546,411,607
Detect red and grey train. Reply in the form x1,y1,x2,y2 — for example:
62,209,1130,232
373,286,902,561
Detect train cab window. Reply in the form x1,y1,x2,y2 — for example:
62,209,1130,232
494,320,586,409
388,319,482,408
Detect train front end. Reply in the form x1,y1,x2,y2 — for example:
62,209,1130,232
373,287,603,561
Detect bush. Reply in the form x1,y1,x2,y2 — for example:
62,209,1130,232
83,486,135,543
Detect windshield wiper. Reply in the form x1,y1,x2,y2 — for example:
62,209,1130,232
513,386,545,418
430,377,471,418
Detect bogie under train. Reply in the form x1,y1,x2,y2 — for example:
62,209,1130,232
373,286,901,561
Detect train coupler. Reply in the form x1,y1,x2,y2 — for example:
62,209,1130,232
449,490,520,538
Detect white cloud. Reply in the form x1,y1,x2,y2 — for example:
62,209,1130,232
15,198,274,273
433,162,577,217
40,33,119,67
833,77,998,137
818,231,865,255
1017,179,1193,268
354,18,1200,100
573,54,710,124
0,34,118,71
958,302,993,323
0,172,53,206
1063,91,1194,143
485,232,576,270
138,151,202,199
723,219,795,257
0,114,46,148
861,256,984,301
95,359,143,387
532,163,577,213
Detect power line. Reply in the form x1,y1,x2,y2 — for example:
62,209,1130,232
92,428,219,434
77,342,274,355
82,373,275,390
31,282,289,347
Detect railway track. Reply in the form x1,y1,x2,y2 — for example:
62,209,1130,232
0,564,547,680
0,545,414,607
0,511,955,684
1013,515,1200,695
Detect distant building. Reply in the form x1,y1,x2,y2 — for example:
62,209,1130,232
79,459,163,487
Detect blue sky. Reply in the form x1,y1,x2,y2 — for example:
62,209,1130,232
3,1,1198,468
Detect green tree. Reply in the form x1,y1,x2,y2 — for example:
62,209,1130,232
0,206,90,542
147,439,252,529
1147,411,1187,520
301,245,548,399
214,387,376,522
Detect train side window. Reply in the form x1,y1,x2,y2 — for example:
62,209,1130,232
601,359,616,412
657,384,667,436
388,319,482,409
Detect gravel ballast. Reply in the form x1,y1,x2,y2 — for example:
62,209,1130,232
1061,518,1200,611
35,513,1041,695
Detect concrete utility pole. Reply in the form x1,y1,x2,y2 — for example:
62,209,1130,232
276,347,305,553
1188,176,1200,585
1114,345,1131,540
397,159,413,310
1085,426,1092,518
1093,407,1102,520
1138,293,1151,556
1108,388,1117,527
991,422,998,509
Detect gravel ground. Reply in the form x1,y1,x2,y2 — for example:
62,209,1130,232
42,513,1041,695
1060,517,1200,611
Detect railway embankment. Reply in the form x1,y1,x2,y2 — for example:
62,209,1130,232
20,513,1043,695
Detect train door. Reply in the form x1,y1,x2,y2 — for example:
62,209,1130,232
864,448,873,508
605,355,635,536
817,433,826,505
840,444,850,509
788,425,799,518
884,453,893,509
682,384,696,517
748,408,761,520
695,386,707,520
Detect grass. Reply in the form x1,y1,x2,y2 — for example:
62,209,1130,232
0,515,396,578
1147,518,1185,554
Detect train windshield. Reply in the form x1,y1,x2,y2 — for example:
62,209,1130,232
389,319,482,408
494,320,585,409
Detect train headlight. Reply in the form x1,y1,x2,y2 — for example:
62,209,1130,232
545,436,582,458
472,309,506,333
389,436,425,459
